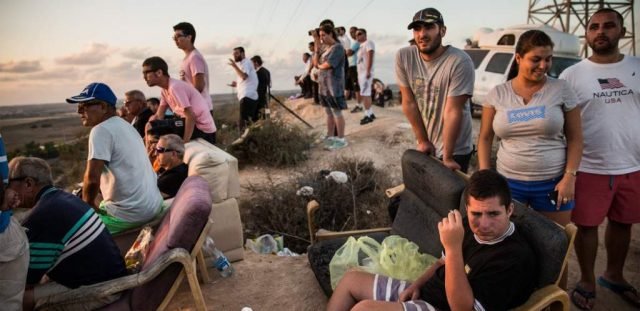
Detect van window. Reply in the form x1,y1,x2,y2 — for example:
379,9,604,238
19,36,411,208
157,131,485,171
464,50,490,69
497,34,516,46
486,53,513,74
548,57,581,78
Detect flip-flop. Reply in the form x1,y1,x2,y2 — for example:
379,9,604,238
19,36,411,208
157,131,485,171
571,284,596,310
597,276,640,308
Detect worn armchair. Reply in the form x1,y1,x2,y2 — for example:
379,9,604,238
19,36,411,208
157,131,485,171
307,149,576,311
38,176,213,311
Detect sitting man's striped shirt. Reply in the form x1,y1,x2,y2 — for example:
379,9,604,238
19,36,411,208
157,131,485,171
24,186,126,288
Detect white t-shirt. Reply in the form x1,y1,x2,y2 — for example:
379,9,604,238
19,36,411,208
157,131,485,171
235,58,259,101
88,117,163,223
180,49,213,110
357,40,375,75
338,35,351,50
483,78,578,181
559,56,640,175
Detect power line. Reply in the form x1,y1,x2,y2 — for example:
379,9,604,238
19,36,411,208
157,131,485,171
315,0,337,24
346,0,375,25
268,0,306,55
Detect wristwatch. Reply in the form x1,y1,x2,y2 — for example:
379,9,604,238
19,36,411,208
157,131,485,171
565,170,577,176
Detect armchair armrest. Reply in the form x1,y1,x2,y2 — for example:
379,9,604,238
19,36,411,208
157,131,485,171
38,248,194,308
512,284,569,311
307,200,391,245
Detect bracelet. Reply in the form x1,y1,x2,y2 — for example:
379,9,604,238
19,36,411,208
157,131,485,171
565,170,577,176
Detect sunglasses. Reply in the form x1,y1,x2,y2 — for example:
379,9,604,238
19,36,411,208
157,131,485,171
8,176,29,183
155,146,175,153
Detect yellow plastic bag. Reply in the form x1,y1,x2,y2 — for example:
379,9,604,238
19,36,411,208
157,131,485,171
329,236,382,290
329,235,437,289
379,235,438,282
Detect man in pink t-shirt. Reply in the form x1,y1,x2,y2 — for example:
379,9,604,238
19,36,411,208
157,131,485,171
173,22,213,112
142,56,217,144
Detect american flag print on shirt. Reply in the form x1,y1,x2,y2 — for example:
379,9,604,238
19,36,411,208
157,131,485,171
598,78,625,90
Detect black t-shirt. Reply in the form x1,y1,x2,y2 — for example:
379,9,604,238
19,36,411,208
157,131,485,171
420,223,537,311
157,163,188,198
24,186,126,288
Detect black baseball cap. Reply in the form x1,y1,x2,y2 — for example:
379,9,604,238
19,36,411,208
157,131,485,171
407,8,444,29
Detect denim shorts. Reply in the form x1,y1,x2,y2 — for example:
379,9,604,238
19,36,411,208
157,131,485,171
506,176,574,212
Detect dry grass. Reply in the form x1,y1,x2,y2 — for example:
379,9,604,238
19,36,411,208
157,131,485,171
228,119,314,168
240,156,393,253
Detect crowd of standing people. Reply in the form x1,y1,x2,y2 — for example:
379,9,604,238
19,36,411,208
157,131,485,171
0,6,638,311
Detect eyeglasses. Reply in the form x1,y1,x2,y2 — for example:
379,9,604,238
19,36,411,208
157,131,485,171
172,33,188,40
155,146,175,153
123,99,140,105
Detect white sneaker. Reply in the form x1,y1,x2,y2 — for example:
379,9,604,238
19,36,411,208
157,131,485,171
323,136,337,148
328,138,348,150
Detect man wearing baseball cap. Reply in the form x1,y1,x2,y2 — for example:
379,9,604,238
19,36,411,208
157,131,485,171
67,82,163,234
397,7,475,172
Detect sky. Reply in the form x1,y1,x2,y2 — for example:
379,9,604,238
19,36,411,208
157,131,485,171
0,0,636,106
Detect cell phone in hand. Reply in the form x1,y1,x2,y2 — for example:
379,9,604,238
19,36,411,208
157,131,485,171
548,190,559,206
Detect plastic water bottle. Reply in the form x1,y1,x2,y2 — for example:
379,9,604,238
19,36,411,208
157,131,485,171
203,237,234,277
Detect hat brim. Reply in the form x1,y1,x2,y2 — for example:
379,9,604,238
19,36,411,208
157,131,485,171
66,95,96,104
407,19,441,30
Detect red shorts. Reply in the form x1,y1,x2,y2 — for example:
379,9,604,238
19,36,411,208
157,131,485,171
572,170,640,226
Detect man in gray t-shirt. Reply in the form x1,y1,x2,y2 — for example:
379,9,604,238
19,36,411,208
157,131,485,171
395,7,474,172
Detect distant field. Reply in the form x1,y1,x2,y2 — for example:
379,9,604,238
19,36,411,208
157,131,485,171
0,91,298,152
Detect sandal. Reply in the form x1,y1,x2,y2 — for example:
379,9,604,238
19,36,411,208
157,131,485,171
571,284,596,310
597,276,640,308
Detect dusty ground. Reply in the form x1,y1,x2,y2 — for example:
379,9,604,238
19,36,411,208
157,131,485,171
164,98,639,311
3,99,637,310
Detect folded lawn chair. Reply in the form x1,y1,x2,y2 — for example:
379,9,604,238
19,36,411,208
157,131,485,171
307,149,576,311
38,176,213,311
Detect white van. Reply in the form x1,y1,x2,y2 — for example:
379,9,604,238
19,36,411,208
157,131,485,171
464,24,582,113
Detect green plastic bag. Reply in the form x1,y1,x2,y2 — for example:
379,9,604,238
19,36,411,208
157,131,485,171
379,235,438,281
329,235,437,289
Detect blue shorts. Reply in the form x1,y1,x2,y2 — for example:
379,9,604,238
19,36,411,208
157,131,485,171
506,176,574,212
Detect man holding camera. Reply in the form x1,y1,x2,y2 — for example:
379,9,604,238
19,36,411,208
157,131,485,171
142,56,217,144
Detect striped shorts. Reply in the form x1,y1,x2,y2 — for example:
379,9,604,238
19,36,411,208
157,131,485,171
373,274,436,311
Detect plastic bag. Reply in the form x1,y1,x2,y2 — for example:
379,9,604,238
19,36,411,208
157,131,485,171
124,226,154,274
329,235,437,289
329,236,382,289
245,234,283,254
379,235,438,282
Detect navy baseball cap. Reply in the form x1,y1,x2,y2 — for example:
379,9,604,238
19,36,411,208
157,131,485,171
408,8,444,29
66,82,117,107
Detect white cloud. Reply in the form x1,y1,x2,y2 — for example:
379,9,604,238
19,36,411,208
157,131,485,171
200,38,252,56
121,47,152,60
55,43,116,65
0,60,43,73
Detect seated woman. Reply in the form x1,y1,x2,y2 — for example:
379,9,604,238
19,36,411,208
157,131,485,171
155,134,189,199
